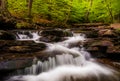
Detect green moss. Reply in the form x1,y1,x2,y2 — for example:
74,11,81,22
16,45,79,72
115,28,120,35
16,22,31,29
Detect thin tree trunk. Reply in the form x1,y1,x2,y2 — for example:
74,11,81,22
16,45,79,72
28,0,33,17
64,7,71,25
85,0,93,22
0,0,2,7
104,0,114,23
64,0,73,25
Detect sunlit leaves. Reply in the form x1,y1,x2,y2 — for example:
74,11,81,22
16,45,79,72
7,0,120,23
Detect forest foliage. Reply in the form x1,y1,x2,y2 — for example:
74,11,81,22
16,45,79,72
5,0,120,24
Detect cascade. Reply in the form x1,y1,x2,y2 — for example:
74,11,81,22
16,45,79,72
16,30,41,41
7,31,119,81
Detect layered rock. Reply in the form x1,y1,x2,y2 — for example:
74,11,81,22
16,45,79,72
0,30,16,40
0,40,47,76
73,24,120,60
40,29,73,42
72,24,120,71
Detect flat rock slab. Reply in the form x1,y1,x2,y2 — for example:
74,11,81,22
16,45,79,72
0,40,46,53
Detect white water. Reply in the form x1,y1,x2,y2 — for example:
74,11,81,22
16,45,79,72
16,31,41,41
7,31,119,81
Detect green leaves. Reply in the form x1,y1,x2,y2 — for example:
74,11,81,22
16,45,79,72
7,0,120,23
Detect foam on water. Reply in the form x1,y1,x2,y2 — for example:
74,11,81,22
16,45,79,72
16,31,41,41
8,63,118,81
58,33,86,47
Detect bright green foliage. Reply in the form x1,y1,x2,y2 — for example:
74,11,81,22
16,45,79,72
8,0,28,17
7,0,120,24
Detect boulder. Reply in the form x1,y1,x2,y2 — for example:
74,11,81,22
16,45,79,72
41,29,73,37
0,58,33,70
106,46,120,60
84,31,98,38
40,36,66,42
40,29,73,42
0,30,16,40
0,58,33,80
86,39,114,58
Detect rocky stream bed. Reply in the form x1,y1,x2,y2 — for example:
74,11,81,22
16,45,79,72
0,24,120,80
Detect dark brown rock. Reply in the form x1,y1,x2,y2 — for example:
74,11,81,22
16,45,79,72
41,29,73,37
106,46,120,60
91,40,114,47
40,29,73,42
0,58,33,70
0,30,16,40
85,39,115,58
98,29,116,37
0,40,46,53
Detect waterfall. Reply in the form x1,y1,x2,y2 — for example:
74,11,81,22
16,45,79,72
16,30,41,41
7,31,119,81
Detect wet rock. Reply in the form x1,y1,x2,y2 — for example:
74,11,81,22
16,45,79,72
41,29,73,37
0,30,16,40
8,46,34,53
87,47,99,52
0,40,47,67
0,58,33,80
0,58,33,70
86,39,114,52
86,39,114,58
40,36,65,42
98,29,116,37
97,58,120,71
73,29,98,38
0,40,46,53
40,29,73,42
91,40,114,47
0,40,47,77
85,31,98,38
106,46,120,60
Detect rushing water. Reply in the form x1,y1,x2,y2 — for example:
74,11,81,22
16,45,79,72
6,30,119,81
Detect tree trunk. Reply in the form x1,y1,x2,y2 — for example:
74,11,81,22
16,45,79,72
85,0,93,22
64,0,73,25
104,0,114,23
0,0,11,18
0,0,1,7
28,0,33,17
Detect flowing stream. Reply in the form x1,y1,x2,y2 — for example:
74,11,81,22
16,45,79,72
7,30,119,81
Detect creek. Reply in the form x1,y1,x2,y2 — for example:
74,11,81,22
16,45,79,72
4,30,120,81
